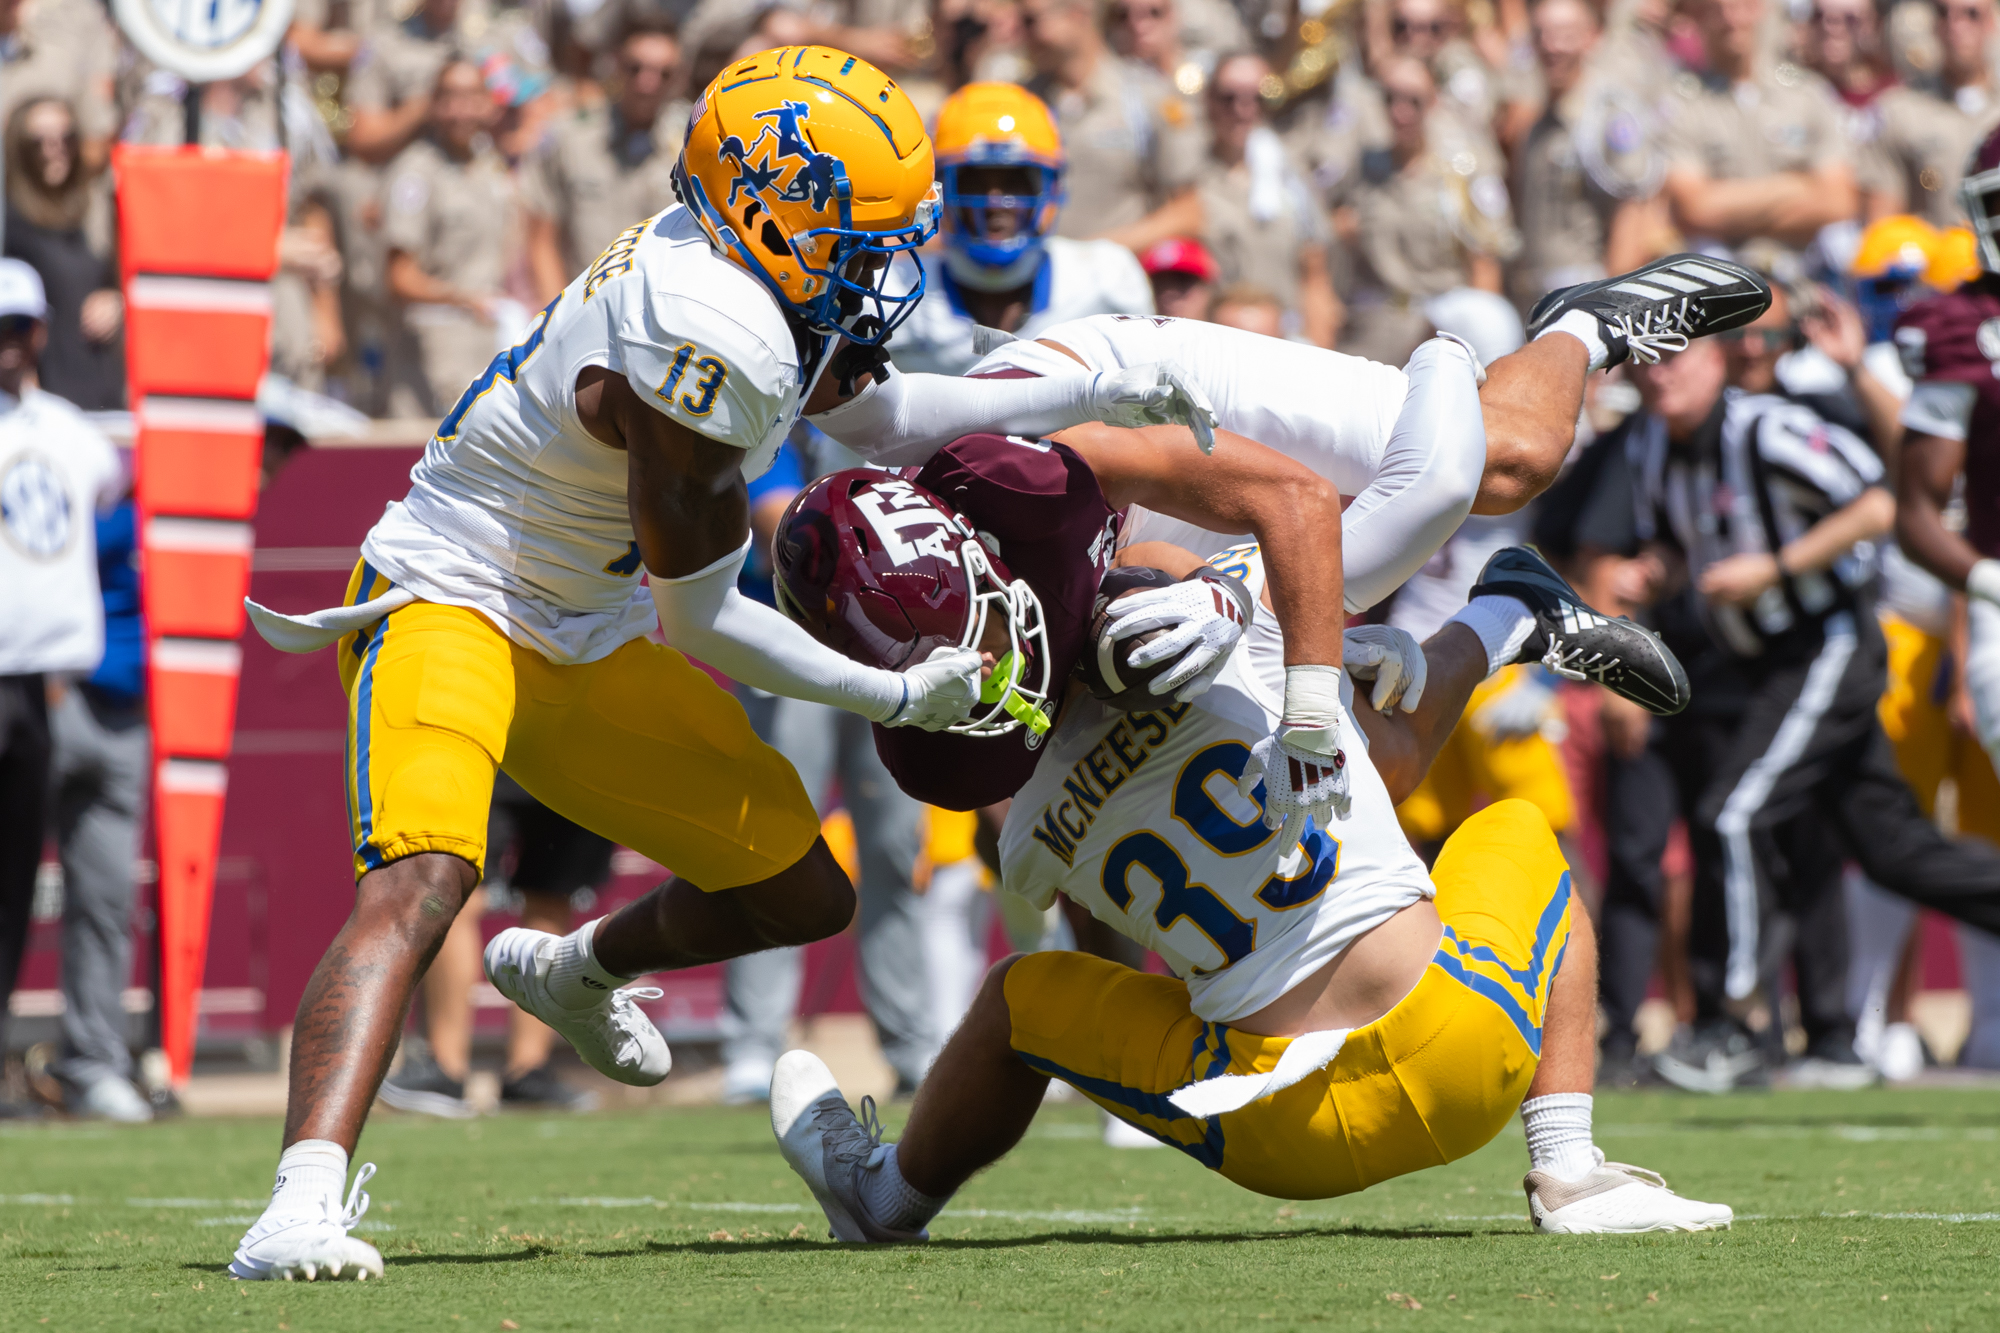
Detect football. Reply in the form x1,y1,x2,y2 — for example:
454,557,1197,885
1077,566,1180,710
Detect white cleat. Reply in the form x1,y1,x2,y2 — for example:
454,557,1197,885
482,927,671,1086
770,1050,926,1243
230,1163,387,1281
1525,1149,1733,1234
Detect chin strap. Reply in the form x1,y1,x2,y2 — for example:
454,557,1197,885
830,340,893,398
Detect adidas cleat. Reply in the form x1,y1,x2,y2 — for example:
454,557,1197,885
770,1051,927,1243
1526,253,1771,366
483,927,672,1086
1525,1150,1733,1234
1471,546,1690,715
230,1164,386,1281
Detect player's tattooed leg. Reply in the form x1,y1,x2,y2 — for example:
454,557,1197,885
282,852,479,1152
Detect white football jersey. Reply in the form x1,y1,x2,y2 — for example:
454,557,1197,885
998,546,1434,1023
967,314,1411,560
361,206,814,664
884,238,1157,377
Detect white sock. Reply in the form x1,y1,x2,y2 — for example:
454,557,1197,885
1522,1093,1598,1182
1539,309,1610,370
544,919,635,1010
1445,595,1539,678
270,1139,347,1215
857,1143,948,1233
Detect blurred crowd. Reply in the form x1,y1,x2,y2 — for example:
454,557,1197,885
12,0,1992,404
6,0,2000,1120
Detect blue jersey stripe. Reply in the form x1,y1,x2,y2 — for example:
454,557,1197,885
1016,1052,1226,1169
1436,872,1572,998
1430,947,1542,1055
1430,871,1571,1055
351,619,389,872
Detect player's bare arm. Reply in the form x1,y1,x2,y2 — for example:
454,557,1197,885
1057,422,1344,669
1701,484,1895,607
1898,428,1983,588
577,364,754,577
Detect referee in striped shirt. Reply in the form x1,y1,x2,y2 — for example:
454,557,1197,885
1621,321,2000,1089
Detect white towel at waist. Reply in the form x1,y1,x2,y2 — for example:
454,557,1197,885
244,588,417,653
1165,1027,1351,1118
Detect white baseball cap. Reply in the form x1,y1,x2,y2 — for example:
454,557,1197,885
0,259,48,321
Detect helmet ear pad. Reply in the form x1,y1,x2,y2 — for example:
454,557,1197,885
1078,566,1181,710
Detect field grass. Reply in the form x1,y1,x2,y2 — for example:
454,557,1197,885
3,1087,1999,1332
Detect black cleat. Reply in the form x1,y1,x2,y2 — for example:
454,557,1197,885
1525,253,1772,366
1470,546,1690,716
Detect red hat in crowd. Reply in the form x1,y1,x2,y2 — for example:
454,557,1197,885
1139,237,1219,282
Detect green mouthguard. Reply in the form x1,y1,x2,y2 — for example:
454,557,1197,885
982,650,1050,736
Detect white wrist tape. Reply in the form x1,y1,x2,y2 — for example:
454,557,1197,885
649,538,904,722
1281,664,1345,728
1969,558,2000,607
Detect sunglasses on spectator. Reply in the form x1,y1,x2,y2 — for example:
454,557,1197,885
0,315,39,339
1393,18,1450,37
622,57,675,74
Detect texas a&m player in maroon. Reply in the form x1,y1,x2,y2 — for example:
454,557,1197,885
1897,125,2000,765
771,420,1693,816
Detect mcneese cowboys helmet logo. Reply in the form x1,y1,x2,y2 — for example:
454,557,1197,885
676,45,938,344
720,101,841,214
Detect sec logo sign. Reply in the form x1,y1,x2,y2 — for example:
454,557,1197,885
113,0,295,84
1,453,73,561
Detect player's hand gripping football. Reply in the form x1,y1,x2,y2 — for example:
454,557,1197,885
882,646,984,730
1237,665,1351,844
1341,625,1427,714
1100,567,1255,702
1089,360,1219,453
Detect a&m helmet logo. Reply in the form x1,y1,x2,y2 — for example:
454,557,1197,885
719,102,841,217
851,479,975,565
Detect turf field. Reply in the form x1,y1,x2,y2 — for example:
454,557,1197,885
3,1087,1998,1332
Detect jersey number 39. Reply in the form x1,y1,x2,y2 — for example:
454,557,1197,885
1100,741,1340,973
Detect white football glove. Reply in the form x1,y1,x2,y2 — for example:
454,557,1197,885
1102,568,1255,702
1089,361,1219,453
1342,625,1427,715
880,646,983,731
1969,558,2000,608
1236,665,1351,845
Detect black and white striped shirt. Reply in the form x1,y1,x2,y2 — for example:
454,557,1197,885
1633,389,1885,657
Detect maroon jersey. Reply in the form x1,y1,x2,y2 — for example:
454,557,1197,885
872,433,1120,810
1895,273,2000,556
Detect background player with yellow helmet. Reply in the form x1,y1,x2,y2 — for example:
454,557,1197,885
886,82,1156,375
232,46,1216,1283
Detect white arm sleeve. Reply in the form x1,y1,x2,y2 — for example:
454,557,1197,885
808,364,1106,466
1338,337,1487,613
650,539,905,723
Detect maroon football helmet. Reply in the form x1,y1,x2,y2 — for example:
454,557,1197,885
1962,124,2000,272
773,469,1053,739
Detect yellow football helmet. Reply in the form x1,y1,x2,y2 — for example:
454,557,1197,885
933,83,1066,289
674,46,939,343
1928,227,1981,291
1850,215,1937,343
